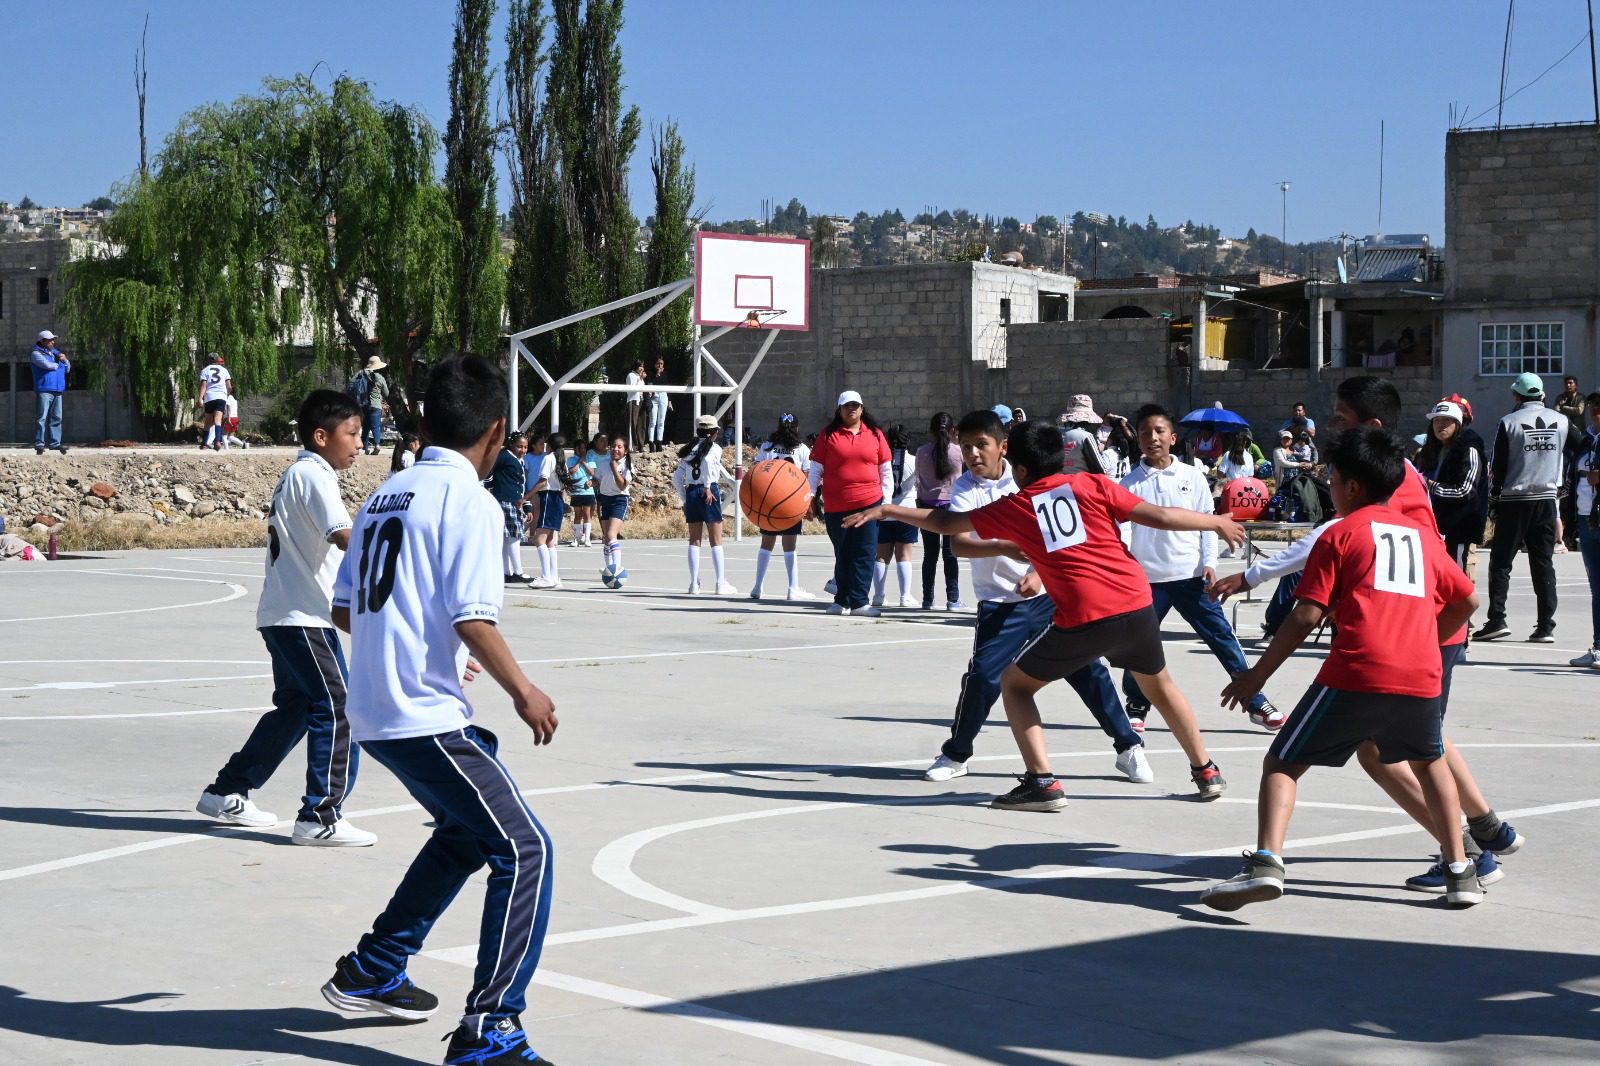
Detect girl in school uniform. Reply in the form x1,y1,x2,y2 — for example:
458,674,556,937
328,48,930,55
595,434,633,582
673,414,738,595
750,414,816,601
873,424,920,607
490,432,532,583
567,434,599,546
526,433,571,588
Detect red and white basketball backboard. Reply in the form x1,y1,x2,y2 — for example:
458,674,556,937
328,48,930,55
694,232,810,331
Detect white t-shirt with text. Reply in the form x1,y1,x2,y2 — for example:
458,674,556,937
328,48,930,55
199,364,232,403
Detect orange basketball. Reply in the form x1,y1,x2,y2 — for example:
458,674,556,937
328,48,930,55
1223,476,1270,520
739,459,812,531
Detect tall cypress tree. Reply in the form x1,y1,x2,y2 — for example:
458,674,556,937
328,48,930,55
445,0,504,356
644,121,696,393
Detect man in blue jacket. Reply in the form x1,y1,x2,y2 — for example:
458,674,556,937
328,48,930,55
31,330,71,455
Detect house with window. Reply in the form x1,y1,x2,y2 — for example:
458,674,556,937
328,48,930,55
1440,123,1600,421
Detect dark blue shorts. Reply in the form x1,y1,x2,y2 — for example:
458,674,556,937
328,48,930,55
877,518,919,545
598,493,629,522
535,489,565,531
569,491,596,508
684,485,724,525
1269,683,1443,767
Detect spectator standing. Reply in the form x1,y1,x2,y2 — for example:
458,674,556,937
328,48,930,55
809,390,892,616
1555,375,1586,423
1281,402,1317,438
30,330,70,455
1059,394,1112,474
625,360,647,451
197,353,233,452
1570,393,1600,667
1556,375,1586,549
348,356,389,455
1476,372,1583,642
646,356,673,452
1417,399,1489,581
914,412,963,610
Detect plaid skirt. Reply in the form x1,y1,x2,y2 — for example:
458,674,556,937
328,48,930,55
501,498,524,538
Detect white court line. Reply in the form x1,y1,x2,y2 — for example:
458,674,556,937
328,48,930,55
517,633,968,668
0,673,271,693
0,659,266,666
0,704,274,723
0,569,246,623
534,969,946,1066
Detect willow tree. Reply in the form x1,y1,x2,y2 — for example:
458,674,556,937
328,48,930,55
64,75,452,429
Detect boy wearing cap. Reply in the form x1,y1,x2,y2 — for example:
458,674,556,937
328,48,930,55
1476,372,1584,642
30,330,71,455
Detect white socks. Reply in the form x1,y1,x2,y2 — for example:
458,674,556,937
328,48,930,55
784,550,800,589
687,544,701,587
502,537,523,576
754,548,772,595
872,560,888,601
605,541,623,570
579,521,591,544
711,545,726,585
896,560,913,598
535,544,558,582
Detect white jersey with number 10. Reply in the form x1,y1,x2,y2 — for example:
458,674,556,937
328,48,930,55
333,446,503,743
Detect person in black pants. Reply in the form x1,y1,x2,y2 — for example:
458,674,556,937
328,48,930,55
1417,397,1490,581
809,390,892,616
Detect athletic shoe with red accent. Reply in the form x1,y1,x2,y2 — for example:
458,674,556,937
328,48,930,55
1248,699,1287,731
1191,761,1226,801
991,774,1068,812
1126,702,1148,734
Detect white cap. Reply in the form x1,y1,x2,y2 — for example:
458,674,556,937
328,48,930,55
837,390,863,406
1429,401,1464,424
37,330,56,341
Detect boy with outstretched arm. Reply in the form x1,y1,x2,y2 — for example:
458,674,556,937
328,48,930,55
320,355,562,1065
1202,427,1482,911
847,420,1246,809
922,408,1152,787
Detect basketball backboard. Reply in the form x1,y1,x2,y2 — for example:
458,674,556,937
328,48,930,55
694,232,810,331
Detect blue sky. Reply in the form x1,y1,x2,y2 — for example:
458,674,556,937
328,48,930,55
5,1,1598,243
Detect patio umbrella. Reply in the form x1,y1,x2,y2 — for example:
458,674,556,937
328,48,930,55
1177,407,1251,431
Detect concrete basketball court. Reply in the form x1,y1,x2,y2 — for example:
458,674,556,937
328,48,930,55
2,537,1597,1065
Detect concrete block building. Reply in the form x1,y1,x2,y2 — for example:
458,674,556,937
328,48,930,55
1442,123,1600,421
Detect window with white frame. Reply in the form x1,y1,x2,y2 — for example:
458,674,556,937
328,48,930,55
1479,322,1563,376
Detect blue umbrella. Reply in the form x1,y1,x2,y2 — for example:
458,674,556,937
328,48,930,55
1178,407,1251,431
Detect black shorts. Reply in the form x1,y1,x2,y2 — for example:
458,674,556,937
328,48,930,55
203,398,228,415
1269,684,1443,767
1013,605,1165,683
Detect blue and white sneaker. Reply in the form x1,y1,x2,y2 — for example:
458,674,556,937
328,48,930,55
443,1015,553,1063
1405,850,1503,894
320,953,438,1021
1475,822,1524,855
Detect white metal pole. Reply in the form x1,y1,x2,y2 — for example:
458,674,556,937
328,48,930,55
510,339,519,431
733,391,744,542
692,328,704,423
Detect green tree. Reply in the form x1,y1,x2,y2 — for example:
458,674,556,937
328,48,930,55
1033,214,1058,235
445,0,505,355
811,215,841,267
63,75,452,429
83,196,117,211
644,121,696,385
18,194,37,210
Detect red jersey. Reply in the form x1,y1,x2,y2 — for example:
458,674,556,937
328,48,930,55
966,471,1152,628
1296,505,1476,697
1389,459,1468,647
811,425,890,512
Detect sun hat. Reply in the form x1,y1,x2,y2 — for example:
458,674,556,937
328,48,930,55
1511,371,1544,398
1278,428,1293,439
1428,401,1464,425
1061,394,1099,424
695,414,718,431
836,390,862,406
365,355,388,371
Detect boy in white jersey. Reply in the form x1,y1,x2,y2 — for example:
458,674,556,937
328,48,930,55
195,390,374,846
320,355,560,1066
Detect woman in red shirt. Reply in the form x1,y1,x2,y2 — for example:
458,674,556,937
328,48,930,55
808,390,893,615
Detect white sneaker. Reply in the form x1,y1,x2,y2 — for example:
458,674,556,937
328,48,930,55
827,603,850,615
1570,646,1600,667
528,577,556,589
687,583,701,595
292,819,377,847
1115,746,1155,783
716,581,739,596
946,601,969,612
923,754,968,782
898,595,918,608
856,605,882,618
787,587,817,600
196,790,276,827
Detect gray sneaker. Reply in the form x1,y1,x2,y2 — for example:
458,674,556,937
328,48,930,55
1200,850,1285,911
1568,646,1599,667
1445,862,1483,907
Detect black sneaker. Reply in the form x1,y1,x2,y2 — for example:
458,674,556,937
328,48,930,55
320,953,438,1021
35,446,44,455
1527,629,1556,644
991,774,1068,812
1191,761,1227,801
1474,621,1511,641
1444,862,1484,908
443,1016,554,1064
1126,702,1149,734
1201,850,1286,911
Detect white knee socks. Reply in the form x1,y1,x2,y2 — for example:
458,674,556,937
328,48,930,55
872,560,888,601
687,544,701,587
503,537,523,576
784,550,800,589
896,560,913,598
711,545,726,585
605,541,623,570
754,548,772,594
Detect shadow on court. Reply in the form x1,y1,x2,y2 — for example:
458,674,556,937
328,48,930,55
0,806,285,844
668,931,1600,1062
0,987,418,1065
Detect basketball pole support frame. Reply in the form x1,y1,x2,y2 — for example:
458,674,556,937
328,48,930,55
507,277,782,542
